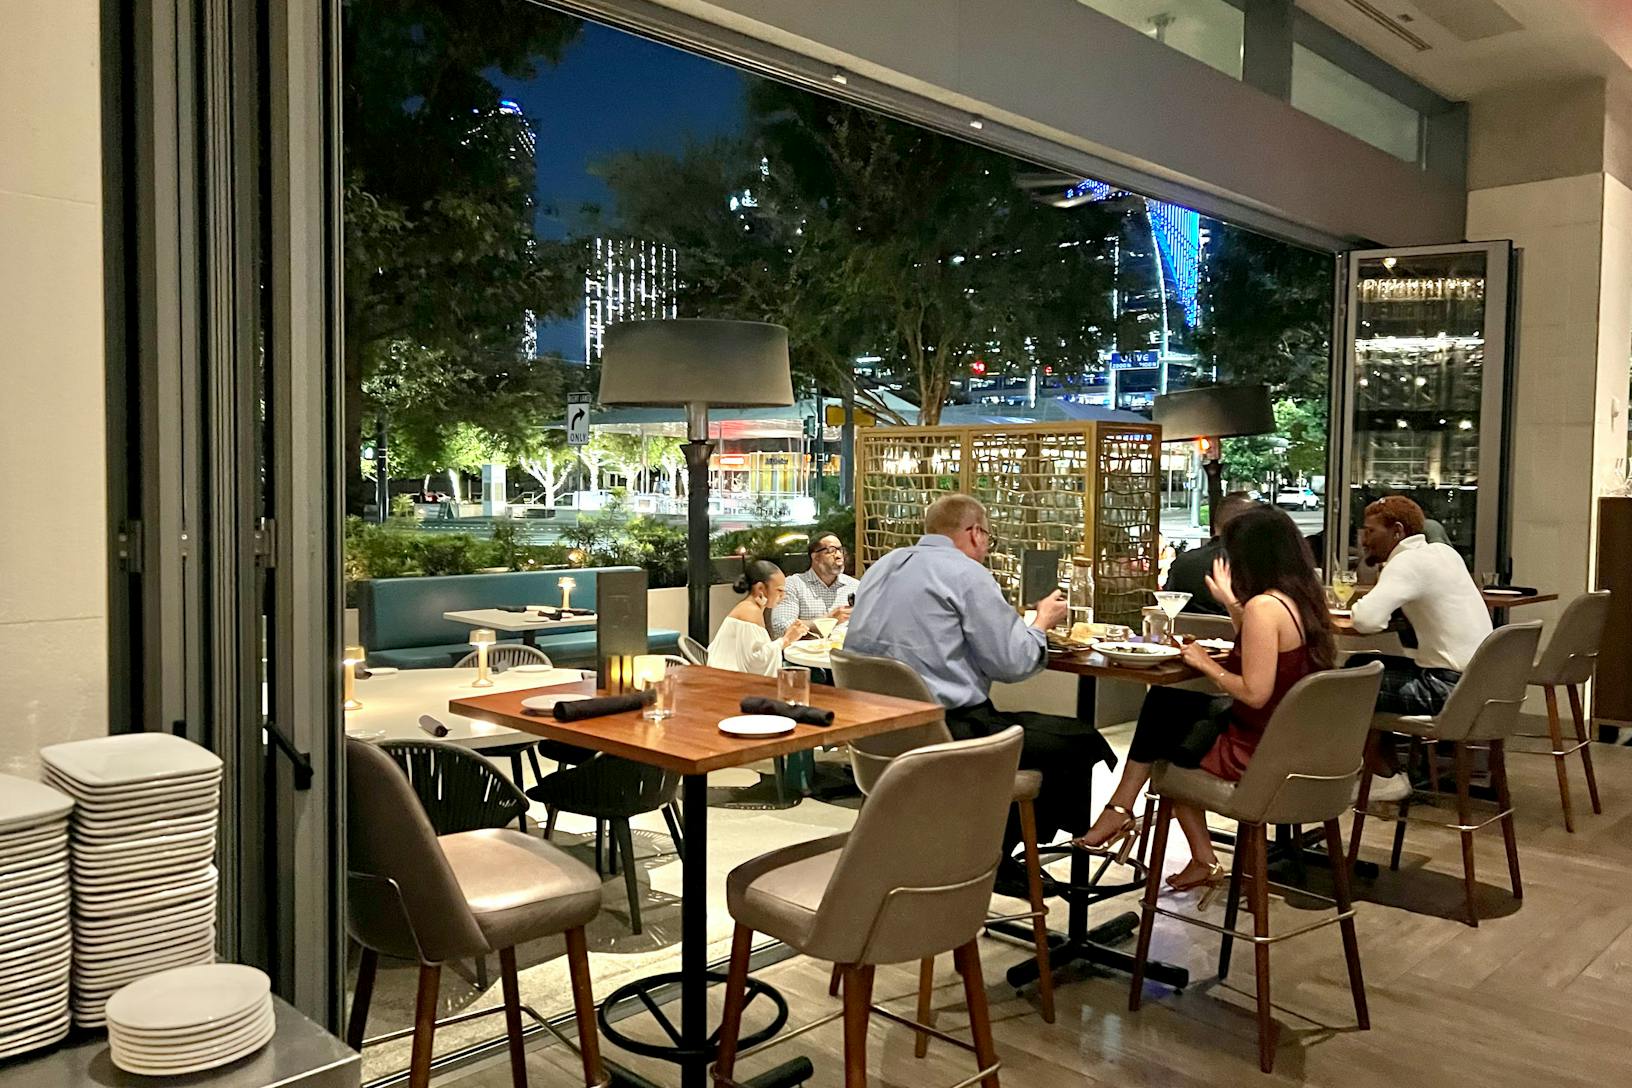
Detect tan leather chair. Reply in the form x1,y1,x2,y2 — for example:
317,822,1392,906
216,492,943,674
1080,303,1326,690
1130,662,1383,1074
830,649,1053,1049
712,727,1023,1088
1516,591,1610,830
344,738,605,1088
1348,622,1543,926
1173,612,1236,640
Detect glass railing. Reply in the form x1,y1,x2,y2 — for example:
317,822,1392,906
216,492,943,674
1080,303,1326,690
1076,0,1243,79
1292,44,1420,163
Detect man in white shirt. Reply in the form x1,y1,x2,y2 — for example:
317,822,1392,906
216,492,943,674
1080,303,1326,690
1347,496,1492,795
768,534,859,638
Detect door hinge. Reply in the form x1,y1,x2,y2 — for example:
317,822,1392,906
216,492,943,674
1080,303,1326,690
254,517,277,568
116,521,144,573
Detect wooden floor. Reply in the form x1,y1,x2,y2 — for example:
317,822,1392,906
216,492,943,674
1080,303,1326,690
446,738,1632,1088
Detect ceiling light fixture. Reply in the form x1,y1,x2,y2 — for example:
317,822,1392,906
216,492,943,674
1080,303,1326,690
831,70,848,85
968,117,985,130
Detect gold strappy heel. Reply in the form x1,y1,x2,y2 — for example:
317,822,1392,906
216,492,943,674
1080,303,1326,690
1071,803,1144,865
1167,861,1228,908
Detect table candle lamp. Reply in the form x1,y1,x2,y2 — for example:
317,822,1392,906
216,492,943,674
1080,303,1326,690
559,576,576,611
468,628,497,687
631,654,669,690
342,645,366,711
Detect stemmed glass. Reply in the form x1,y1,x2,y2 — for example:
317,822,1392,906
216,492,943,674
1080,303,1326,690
1151,591,1191,645
1332,570,1357,608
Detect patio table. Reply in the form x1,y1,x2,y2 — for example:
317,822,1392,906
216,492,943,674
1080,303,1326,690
442,607,598,647
451,665,941,1088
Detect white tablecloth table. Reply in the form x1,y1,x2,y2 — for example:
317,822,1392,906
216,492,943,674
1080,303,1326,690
343,666,590,751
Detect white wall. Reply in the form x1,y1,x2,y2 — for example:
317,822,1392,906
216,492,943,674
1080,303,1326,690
0,0,107,774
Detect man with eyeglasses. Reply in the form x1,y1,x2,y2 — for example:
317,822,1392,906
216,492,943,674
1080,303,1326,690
768,533,860,639
846,493,1113,879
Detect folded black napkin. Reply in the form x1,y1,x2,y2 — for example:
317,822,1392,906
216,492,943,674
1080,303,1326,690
740,695,834,727
497,604,528,613
561,607,596,617
539,690,654,722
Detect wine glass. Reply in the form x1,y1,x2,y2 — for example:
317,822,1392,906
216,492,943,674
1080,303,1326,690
1332,570,1357,608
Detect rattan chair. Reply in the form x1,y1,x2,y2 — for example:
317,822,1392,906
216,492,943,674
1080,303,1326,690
456,644,552,670
379,740,529,833
830,648,1054,1049
677,634,709,665
1349,622,1543,926
1130,663,1383,1073
1516,591,1610,831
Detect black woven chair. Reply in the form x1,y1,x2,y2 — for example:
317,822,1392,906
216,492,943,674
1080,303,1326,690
528,755,684,934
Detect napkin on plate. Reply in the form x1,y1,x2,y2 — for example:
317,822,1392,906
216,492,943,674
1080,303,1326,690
739,695,834,727
539,690,653,721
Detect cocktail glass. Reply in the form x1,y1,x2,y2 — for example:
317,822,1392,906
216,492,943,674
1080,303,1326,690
1332,571,1357,607
1152,591,1191,644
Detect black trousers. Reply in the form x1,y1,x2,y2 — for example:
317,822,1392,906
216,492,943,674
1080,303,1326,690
945,702,1115,856
1126,687,1233,769
1343,653,1459,716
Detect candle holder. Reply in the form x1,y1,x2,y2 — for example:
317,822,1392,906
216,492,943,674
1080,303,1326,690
342,645,366,711
559,576,577,611
468,628,496,687
631,654,669,690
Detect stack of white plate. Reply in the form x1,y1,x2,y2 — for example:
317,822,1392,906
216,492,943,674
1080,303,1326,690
39,733,223,1027
106,964,274,1076
0,775,73,1060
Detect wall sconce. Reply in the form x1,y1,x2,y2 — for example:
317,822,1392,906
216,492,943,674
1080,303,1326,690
558,576,577,610
631,654,669,690
342,645,366,711
468,628,496,688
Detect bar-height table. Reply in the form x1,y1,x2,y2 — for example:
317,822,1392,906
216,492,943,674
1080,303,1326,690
451,665,942,1088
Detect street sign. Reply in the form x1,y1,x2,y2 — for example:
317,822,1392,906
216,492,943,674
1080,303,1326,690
566,392,591,446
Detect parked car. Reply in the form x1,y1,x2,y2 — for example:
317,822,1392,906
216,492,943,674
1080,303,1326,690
1275,486,1319,510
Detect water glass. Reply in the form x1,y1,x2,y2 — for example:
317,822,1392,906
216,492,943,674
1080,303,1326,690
642,674,677,721
778,665,811,706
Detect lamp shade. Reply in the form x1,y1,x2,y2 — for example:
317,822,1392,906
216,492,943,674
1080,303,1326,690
1153,384,1275,442
598,319,794,408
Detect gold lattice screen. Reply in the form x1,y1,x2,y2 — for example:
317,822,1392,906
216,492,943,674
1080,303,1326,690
856,422,1161,625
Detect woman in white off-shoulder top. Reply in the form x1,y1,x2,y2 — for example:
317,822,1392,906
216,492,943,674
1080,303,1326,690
708,559,809,676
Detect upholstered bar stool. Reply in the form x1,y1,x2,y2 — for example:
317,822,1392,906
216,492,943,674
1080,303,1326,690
712,727,1023,1088
1516,591,1610,831
1129,663,1383,1074
1348,622,1543,927
830,649,1054,1049
345,738,607,1088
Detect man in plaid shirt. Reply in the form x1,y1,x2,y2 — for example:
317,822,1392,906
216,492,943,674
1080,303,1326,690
768,534,859,638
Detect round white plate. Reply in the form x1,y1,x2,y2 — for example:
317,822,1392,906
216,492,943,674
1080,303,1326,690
39,734,223,790
0,960,69,999
718,714,797,738
0,775,74,835
105,963,270,1034
111,998,270,1044
1329,608,1352,618
111,1015,274,1076
781,643,831,667
520,692,591,713
361,665,398,676
510,663,555,673
0,1011,70,1060
0,832,68,866
0,985,68,1031
0,819,70,850
344,728,386,744
1094,642,1181,669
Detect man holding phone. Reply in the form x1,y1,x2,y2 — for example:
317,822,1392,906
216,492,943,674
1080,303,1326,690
846,493,1113,875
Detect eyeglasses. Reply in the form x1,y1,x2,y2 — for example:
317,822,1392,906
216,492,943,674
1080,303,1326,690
970,524,993,544
814,545,846,556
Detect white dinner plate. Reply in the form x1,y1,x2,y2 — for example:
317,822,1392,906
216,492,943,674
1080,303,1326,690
39,733,223,789
42,767,222,805
0,916,69,957
0,857,67,894
74,920,215,960
520,692,592,713
510,663,556,673
718,714,797,738
361,666,398,676
0,819,70,850
0,832,68,866
0,985,69,1031
71,844,216,880
111,1015,274,1076
0,877,69,912
0,888,69,927
1094,642,1181,669
105,963,270,1034
75,902,216,943
0,1011,70,1061
73,855,216,890
66,792,220,825
74,944,217,994
0,960,70,1000
72,823,216,858
75,867,217,917
0,775,74,835
1483,587,1524,595
72,810,215,844
1329,608,1352,618
110,1002,272,1053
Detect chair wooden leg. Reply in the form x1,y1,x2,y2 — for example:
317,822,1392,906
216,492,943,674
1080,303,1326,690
1129,795,1173,1012
954,941,1001,1088
1249,823,1275,1074
1454,743,1479,927
563,928,603,1088
1426,742,1441,794
1543,686,1576,832
1324,819,1369,1030
542,806,559,841
828,962,843,997
714,925,754,1084
1390,791,1411,872
661,802,685,860
1217,839,1245,980
1347,767,1374,871
1568,685,1603,815
347,948,376,1050
408,964,440,1088
1491,739,1522,899
842,963,876,1088
612,819,642,934
1015,799,1055,1024
499,947,529,1088
913,957,935,1060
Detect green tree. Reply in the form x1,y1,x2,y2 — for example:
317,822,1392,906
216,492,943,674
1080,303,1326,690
343,0,585,513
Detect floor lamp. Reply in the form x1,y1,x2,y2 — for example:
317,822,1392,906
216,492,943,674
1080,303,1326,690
598,319,794,643
1153,384,1276,534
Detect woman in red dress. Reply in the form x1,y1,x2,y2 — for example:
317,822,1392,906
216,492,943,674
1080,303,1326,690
1074,505,1336,901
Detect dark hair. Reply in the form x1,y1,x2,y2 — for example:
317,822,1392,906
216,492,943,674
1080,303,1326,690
1220,505,1335,671
1213,492,1256,536
733,558,784,596
807,533,841,558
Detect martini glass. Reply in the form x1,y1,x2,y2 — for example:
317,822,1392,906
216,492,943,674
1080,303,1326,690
1152,591,1192,645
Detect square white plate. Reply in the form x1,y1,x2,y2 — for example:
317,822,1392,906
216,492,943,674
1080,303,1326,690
0,776,73,835
39,734,223,789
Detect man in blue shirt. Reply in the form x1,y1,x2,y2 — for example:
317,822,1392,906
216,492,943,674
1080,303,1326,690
847,494,1113,861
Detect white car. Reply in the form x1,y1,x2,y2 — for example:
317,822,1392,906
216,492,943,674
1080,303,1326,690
1275,486,1319,510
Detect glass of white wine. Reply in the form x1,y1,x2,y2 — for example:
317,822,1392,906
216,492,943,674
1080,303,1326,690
1332,570,1357,608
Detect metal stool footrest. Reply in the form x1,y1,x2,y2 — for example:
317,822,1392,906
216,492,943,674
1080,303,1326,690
598,970,789,1063
1032,843,1147,904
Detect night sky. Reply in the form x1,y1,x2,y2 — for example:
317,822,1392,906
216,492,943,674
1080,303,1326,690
490,20,748,356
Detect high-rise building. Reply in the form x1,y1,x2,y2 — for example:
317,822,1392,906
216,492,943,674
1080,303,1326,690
582,236,678,363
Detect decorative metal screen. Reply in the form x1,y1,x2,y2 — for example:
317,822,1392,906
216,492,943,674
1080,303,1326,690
856,422,1161,625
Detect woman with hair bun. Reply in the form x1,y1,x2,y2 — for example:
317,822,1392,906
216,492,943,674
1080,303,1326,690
708,558,809,675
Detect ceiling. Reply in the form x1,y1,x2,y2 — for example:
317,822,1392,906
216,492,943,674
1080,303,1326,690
1297,0,1632,100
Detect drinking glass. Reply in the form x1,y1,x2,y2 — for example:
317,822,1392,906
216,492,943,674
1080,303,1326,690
1332,570,1357,607
642,674,676,721
778,665,811,706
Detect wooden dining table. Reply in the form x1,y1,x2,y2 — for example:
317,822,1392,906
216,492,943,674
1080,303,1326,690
451,665,941,1088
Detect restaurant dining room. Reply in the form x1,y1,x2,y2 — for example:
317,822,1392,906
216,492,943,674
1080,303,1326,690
8,1,1632,1087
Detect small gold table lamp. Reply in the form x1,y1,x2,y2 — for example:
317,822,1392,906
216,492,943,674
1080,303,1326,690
468,628,497,687
631,654,669,690
342,645,366,711
559,576,577,611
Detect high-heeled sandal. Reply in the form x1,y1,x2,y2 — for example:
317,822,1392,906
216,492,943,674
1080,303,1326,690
1071,804,1143,865
1166,860,1228,908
